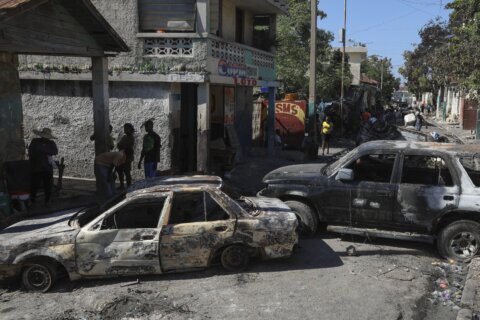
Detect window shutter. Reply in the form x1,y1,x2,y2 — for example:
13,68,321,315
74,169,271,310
139,0,196,32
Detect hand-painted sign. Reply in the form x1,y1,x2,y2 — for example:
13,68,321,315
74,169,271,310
234,77,257,86
218,59,258,79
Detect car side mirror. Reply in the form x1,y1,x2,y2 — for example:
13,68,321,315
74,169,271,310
336,168,354,182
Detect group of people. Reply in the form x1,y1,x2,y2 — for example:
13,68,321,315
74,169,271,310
94,119,161,200
27,119,162,207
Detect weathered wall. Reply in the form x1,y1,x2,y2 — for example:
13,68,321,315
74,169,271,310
0,53,25,187
222,0,236,42
21,80,172,179
17,0,208,73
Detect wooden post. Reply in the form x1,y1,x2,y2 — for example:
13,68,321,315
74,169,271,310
197,83,210,173
267,87,276,157
91,56,110,156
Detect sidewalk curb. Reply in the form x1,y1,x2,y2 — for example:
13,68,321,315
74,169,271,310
457,258,480,320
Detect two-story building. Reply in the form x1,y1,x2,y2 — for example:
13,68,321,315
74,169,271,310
19,0,287,178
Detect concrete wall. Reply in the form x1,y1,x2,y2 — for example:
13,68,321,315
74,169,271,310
21,80,173,179
222,0,236,42
0,53,25,189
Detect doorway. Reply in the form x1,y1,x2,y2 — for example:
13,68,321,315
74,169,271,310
179,83,198,172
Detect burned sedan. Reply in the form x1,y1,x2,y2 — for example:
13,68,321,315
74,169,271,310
260,141,480,262
0,176,297,292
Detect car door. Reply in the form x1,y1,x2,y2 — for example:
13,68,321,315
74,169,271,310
341,153,400,226
75,194,169,276
394,154,460,231
159,189,236,271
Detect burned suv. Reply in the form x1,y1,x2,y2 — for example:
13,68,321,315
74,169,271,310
260,141,480,261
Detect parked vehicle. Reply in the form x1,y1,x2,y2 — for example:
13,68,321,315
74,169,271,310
259,141,480,261
0,176,297,292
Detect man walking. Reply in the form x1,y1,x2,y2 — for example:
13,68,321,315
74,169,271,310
138,120,161,179
28,128,58,207
116,123,135,189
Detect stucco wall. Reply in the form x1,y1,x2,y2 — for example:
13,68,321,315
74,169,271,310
21,80,172,179
222,0,236,42
0,53,25,191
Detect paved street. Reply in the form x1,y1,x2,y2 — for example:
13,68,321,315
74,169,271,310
0,233,461,320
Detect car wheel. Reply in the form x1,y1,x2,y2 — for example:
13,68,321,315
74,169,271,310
21,260,58,292
437,220,480,262
221,245,249,272
284,200,318,237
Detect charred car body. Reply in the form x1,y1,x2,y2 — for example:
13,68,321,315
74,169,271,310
260,141,480,261
0,176,297,292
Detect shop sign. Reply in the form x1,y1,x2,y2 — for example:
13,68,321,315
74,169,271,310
234,77,257,86
275,102,306,125
218,59,258,79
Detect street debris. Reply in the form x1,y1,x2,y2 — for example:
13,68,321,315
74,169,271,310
120,278,140,287
429,260,466,310
346,245,358,256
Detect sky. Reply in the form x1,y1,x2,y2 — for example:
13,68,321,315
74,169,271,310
317,0,451,79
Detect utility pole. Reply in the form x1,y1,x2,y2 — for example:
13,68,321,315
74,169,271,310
308,0,318,144
380,60,384,91
340,0,347,135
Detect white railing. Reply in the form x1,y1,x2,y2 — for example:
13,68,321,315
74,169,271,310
208,36,274,69
143,38,194,57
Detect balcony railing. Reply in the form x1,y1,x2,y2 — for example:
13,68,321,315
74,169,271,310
207,36,275,69
143,38,194,57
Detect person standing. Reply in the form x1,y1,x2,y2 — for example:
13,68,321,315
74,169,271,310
94,149,132,200
28,128,58,207
90,124,115,151
116,123,135,189
138,120,161,179
321,116,334,156
415,112,428,131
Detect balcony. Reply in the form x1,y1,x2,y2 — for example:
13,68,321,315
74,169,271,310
140,34,276,82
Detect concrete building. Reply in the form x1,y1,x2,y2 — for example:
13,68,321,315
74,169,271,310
0,0,128,187
18,0,287,178
344,46,368,85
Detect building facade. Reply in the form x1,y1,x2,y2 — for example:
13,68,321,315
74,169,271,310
19,0,286,178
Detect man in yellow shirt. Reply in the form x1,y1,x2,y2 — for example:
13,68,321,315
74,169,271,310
321,116,333,156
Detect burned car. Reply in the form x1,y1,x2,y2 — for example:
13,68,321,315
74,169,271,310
260,141,480,261
0,176,297,292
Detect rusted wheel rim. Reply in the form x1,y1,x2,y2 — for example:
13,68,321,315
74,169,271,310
450,232,479,259
26,265,52,291
223,247,246,268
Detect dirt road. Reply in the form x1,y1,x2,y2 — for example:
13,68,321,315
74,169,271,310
0,234,460,320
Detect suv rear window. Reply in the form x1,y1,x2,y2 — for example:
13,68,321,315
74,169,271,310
402,156,453,186
459,157,480,187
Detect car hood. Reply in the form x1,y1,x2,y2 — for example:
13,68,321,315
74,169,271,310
239,197,298,230
263,163,327,184
0,208,82,247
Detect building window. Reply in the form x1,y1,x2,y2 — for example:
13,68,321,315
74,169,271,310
253,15,272,51
138,0,196,32
235,8,244,43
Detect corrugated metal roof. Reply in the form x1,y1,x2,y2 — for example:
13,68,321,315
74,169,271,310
0,0,31,9
0,0,128,54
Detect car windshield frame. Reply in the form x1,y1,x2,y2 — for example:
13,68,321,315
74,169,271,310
323,147,360,176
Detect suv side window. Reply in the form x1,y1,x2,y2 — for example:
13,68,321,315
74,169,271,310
459,156,480,187
168,191,230,224
346,154,397,183
402,156,454,186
